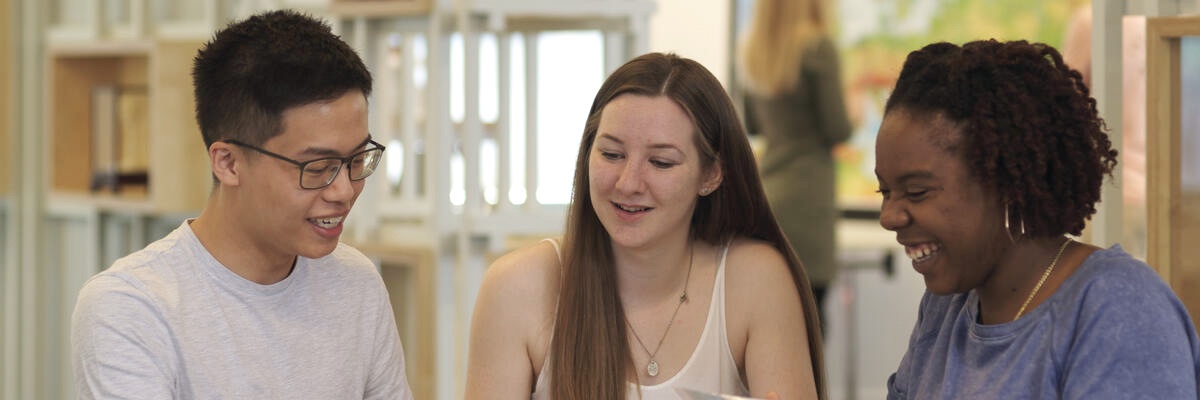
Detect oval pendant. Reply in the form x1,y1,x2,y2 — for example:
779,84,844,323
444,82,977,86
647,359,660,377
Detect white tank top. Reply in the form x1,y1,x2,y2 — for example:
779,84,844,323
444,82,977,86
531,241,750,399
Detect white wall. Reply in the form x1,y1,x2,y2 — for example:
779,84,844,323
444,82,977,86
647,0,731,88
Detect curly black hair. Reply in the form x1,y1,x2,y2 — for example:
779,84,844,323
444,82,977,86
192,9,372,149
884,39,1119,237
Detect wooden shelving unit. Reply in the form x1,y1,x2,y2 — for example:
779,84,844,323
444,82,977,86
330,0,432,16
1,0,12,197
45,39,210,213
1147,15,1200,332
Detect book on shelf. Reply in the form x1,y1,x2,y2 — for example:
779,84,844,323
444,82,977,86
90,85,149,193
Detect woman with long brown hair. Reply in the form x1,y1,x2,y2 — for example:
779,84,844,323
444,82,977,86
466,52,824,399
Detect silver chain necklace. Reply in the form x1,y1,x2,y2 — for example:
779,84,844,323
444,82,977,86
625,242,694,378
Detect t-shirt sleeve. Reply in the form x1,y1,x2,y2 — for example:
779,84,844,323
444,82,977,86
362,272,414,400
1060,264,1200,399
887,290,936,400
71,275,176,399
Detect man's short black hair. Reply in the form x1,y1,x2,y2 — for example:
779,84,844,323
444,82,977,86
192,9,372,149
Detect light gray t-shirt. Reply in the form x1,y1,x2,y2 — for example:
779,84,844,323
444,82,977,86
72,221,412,399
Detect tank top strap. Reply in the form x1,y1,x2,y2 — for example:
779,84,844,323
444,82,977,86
531,238,562,400
541,238,562,261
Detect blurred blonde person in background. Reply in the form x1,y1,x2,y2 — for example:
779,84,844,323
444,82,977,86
738,0,853,330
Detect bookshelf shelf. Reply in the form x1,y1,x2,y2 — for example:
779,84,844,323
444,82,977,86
45,40,210,214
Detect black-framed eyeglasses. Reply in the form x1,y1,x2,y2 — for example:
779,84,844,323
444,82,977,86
223,139,386,190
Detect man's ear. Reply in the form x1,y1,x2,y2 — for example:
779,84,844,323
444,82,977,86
209,142,241,187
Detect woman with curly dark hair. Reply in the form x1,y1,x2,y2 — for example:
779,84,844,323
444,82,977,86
876,39,1200,398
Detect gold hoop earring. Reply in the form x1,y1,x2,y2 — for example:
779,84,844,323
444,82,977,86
1004,207,1014,243
1004,206,1025,242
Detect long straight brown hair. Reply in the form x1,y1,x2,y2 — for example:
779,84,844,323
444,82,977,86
549,52,826,399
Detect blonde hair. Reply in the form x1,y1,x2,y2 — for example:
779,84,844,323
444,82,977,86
738,0,827,97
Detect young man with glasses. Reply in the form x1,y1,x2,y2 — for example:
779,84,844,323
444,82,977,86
71,10,412,399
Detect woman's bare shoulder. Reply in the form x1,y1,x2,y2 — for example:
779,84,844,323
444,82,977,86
725,238,791,275
724,237,801,303
467,239,563,396
482,239,563,305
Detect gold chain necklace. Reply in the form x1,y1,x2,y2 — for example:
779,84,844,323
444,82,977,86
625,242,694,378
1013,238,1073,321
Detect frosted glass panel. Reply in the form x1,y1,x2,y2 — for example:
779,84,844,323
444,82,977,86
508,33,528,205
1174,34,1200,332
446,31,601,206
1121,16,1149,260
52,0,92,26
104,0,129,25
536,31,603,205
1181,37,1200,191
151,0,204,21
1180,36,1200,271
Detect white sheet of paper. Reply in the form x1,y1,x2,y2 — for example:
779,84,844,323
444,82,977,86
673,387,763,400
